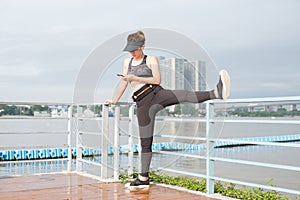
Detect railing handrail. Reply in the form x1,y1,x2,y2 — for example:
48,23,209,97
0,101,72,106
211,96,300,103
1,95,300,106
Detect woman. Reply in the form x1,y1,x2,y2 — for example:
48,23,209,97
105,30,230,189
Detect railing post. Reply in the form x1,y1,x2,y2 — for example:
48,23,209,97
67,105,73,172
113,105,120,180
76,106,83,172
206,101,215,194
101,104,109,179
128,104,135,176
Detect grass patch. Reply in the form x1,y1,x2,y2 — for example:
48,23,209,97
119,170,299,200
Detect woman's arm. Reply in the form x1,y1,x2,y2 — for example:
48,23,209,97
105,59,130,104
106,80,128,104
122,56,161,85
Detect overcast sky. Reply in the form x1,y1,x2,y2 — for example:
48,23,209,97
1,0,300,104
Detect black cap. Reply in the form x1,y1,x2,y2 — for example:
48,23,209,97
123,40,145,52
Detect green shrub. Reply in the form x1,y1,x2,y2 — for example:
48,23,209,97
120,170,297,200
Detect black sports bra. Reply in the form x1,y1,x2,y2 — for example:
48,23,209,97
127,55,153,77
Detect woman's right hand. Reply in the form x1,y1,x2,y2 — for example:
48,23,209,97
104,99,116,104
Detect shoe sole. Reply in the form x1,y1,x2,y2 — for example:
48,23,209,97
125,183,150,191
219,69,230,100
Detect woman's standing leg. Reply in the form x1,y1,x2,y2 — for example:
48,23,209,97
135,92,161,178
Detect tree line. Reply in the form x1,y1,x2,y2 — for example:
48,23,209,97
228,108,300,117
0,105,50,116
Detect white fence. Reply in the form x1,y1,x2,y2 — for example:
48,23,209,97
1,96,300,196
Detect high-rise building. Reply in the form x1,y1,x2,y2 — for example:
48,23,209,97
158,57,207,114
189,60,207,91
159,57,207,91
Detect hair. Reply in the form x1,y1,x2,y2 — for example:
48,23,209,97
127,30,145,42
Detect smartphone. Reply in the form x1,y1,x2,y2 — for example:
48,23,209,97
117,74,124,77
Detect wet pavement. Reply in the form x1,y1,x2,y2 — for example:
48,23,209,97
0,173,226,200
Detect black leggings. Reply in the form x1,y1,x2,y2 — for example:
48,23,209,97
136,86,216,177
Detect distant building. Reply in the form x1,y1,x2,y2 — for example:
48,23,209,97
33,111,50,117
159,57,207,91
158,57,207,112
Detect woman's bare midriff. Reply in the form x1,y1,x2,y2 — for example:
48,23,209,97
131,81,145,93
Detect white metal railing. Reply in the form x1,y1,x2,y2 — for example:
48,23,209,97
73,103,135,181
153,96,300,196
1,96,300,196
73,96,300,196
204,97,300,195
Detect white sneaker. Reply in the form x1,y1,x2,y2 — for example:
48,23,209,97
216,69,231,100
125,178,150,191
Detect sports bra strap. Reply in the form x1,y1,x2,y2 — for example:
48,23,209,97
129,55,147,67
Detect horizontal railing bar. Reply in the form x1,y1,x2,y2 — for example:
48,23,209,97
116,102,136,106
76,117,300,125
210,157,300,171
0,145,69,150
1,96,299,106
210,138,300,148
77,145,101,150
76,117,130,121
0,101,72,106
214,119,300,125
0,117,69,120
211,176,300,195
76,117,102,121
74,102,135,106
153,150,206,160
79,131,101,136
0,131,68,135
212,96,300,104
158,167,206,179
76,145,101,151
77,158,102,167
156,118,300,125
0,158,69,165
154,134,206,141
156,117,206,123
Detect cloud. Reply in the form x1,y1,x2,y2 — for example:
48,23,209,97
0,0,300,102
